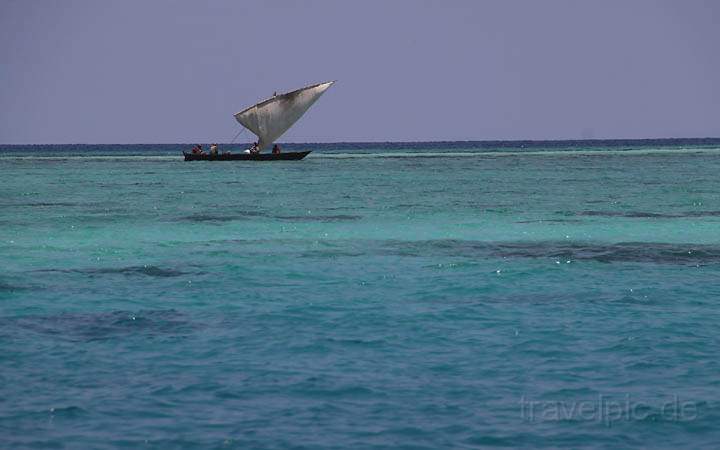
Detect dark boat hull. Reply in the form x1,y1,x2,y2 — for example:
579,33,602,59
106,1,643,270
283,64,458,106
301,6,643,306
183,151,311,161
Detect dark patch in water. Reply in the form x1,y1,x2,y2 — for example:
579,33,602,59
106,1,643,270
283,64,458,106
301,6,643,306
35,265,187,278
178,211,266,222
4,309,196,342
0,201,80,208
300,250,367,258
180,214,240,223
670,210,720,218
576,210,720,219
492,242,719,264
515,219,584,224
386,240,720,265
275,214,361,222
48,406,88,418
0,281,32,292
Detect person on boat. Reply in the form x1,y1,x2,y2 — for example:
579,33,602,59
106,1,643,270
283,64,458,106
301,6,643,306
243,142,259,155
210,143,218,156
191,144,201,154
272,144,281,155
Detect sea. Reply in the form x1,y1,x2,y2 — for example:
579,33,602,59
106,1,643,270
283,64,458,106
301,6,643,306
2,139,720,449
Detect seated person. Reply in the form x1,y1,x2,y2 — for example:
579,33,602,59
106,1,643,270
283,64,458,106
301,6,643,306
245,142,259,154
272,144,281,154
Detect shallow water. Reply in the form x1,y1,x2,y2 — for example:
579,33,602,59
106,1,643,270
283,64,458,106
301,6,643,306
2,141,720,449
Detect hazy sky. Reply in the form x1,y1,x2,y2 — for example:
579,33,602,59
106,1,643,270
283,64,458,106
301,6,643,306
1,0,718,144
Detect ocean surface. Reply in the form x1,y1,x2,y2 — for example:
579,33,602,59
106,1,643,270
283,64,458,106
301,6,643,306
2,139,720,449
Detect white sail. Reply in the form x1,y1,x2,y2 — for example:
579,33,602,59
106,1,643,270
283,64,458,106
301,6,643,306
234,81,334,150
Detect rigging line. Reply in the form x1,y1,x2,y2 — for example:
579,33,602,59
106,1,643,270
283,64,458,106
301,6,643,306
229,127,246,144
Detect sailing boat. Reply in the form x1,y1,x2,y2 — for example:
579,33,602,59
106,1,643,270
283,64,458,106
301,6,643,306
183,81,335,161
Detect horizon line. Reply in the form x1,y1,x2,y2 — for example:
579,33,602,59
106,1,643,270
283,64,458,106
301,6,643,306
2,137,720,146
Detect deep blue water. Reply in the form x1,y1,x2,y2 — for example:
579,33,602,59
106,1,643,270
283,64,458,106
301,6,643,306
2,140,720,449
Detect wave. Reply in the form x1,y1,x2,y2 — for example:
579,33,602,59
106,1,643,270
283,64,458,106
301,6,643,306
178,213,260,223
1,309,197,342
206,238,720,265
576,210,720,219
274,214,362,222
384,240,720,265
0,281,32,292
176,212,361,223
34,265,187,278
257,239,720,265
516,210,720,222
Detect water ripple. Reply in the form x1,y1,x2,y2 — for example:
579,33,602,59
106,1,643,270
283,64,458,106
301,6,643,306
3,309,197,342
34,265,188,278
386,240,720,265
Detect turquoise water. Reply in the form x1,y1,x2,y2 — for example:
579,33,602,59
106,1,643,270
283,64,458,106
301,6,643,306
2,140,720,449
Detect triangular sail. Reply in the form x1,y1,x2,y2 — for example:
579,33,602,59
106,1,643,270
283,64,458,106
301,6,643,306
234,81,334,149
